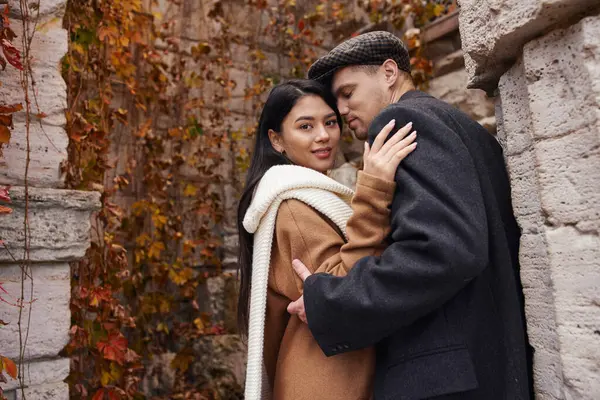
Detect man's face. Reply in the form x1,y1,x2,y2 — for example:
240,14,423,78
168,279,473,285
331,66,388,140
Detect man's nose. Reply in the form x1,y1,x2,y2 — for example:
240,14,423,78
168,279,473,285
337,100,349,116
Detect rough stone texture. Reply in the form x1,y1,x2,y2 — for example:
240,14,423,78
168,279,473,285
191,334,245,398
141,352,177,396
496,14,600,400
0,17,69,188
0,186,101,262
206,273,239,332
15,382,69,400
427,68,496,133
2,358,69,392
457,0,598,92
0,264,70,361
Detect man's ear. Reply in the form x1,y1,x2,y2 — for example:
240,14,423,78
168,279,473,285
382,59,399,88
268,129,284,153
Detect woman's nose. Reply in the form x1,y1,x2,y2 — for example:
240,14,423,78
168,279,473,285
315,125,330,142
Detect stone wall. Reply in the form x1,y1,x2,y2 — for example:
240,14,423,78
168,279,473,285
459,1,600,398
0,1,100,399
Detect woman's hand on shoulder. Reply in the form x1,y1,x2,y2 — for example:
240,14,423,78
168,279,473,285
362,120,417,182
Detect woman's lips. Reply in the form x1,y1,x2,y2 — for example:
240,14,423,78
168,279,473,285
313,148,332,159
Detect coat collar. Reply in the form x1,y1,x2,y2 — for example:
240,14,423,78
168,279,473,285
399,89,432,101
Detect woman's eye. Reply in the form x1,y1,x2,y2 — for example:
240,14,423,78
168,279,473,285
299,124,312,130
326,120,338,127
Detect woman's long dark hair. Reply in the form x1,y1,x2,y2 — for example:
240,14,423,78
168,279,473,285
237,79,342,335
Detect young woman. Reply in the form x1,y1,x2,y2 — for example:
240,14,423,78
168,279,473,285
237,80,417,400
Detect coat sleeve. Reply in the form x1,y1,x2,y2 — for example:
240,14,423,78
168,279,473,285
271,172,396,301
303,104,490,356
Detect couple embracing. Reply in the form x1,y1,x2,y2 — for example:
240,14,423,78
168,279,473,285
236,31,533,400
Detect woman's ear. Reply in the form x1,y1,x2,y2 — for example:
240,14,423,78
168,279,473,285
268,129,284,153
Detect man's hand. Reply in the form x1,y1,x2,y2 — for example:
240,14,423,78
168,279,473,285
287,259,312,323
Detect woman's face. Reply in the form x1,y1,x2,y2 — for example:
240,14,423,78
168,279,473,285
269,95,341,173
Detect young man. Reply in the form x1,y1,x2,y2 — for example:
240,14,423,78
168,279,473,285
287,31,533,399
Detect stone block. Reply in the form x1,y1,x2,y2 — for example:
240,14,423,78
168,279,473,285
546,226,600,398
0,19,69,188
16,382,68,400
504,149,544,234
457,0,596,91
0,122,68,188
141,352,177,396
498,58,534,156
427,69,495,123
206,273,238,332
0,264,70,360
2,358,69,392
432,49,465,77
8,0,67,22
536,128,600,230
0,186,100,262
222,233,239,270
191,334,246,395
523,15,600,140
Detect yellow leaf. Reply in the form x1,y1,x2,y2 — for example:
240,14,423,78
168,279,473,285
169,267,194,286
157,322,169,334
183,184,198,197
193,317,204,331
100,371,112,386
433,4,445,17
147,242,165,259
152,213,167,229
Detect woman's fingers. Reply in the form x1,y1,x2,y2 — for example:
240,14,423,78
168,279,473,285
379,122,413,156
388,131,417,157
363,141,370,159
392,141,418,163
370,119,396,153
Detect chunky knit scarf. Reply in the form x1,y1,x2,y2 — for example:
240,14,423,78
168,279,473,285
242,165,355,400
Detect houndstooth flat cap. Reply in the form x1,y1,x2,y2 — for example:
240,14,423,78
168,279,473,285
308,31,411,85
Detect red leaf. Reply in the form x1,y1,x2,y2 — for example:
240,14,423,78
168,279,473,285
1,39,23,70
297,19,305,31
0,186,10,202
92,389,105,400
96,332,128,365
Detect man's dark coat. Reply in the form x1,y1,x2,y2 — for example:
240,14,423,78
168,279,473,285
304,90,533,400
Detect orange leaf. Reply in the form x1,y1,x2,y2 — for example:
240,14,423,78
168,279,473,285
2,357,17,379
0,103,22,114
0,125,10,144
0,205,12,214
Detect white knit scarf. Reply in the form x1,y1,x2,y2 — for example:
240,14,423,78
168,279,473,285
242,165,355,400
